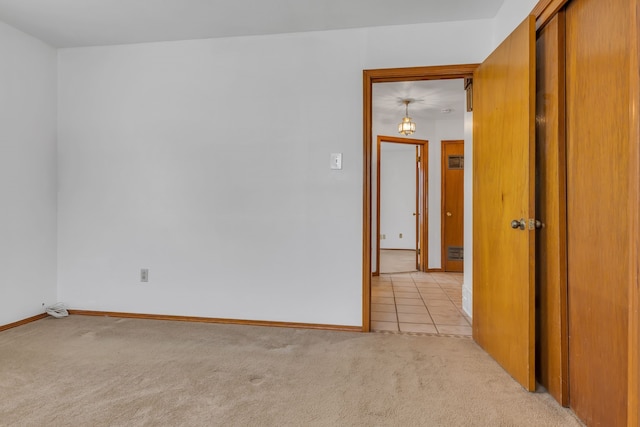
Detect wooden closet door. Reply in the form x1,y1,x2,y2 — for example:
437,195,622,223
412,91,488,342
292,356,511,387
535,11,568,407
565,0,630,424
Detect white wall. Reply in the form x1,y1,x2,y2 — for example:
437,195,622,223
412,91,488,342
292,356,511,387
0,21,57,325
379,146,416,250
492,0,539,49
57,19,494,326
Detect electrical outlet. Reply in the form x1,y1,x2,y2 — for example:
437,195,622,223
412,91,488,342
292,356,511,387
140,268,149,282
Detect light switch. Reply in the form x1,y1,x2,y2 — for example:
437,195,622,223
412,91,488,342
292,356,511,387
330,153,342,170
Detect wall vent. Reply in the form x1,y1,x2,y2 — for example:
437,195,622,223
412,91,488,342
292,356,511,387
447,246,464,261
448,155,464,169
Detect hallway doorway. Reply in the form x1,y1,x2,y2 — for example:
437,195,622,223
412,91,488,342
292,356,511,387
363,64,477,332
376,136,427,274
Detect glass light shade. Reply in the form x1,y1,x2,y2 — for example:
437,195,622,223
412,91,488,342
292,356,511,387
398,116,416,136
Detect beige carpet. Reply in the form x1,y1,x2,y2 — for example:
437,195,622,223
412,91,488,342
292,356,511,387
0,316,582,426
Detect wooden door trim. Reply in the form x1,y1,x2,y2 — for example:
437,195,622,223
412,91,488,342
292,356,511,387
628,0,640,424
363,64,478,332
532,0,570,30
375,135,428,276
441,140,465,272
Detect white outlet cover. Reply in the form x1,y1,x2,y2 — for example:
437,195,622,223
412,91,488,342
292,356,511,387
330,153,342,170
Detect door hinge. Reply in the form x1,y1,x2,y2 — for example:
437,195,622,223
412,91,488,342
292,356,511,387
417,156,421,162
465,77,473,112
417,248,421,255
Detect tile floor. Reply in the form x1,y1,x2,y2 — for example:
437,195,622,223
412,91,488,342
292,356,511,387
371,271,472,336
379,249,417,274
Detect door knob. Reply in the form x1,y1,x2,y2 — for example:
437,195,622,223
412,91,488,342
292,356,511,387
511,218,544,230
446,212,452,217
413,212,417,216
511,219,526,230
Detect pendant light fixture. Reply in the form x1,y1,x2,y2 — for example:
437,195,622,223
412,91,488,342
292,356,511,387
398,99,416,136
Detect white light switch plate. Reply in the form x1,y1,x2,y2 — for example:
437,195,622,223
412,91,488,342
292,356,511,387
330,153,342,170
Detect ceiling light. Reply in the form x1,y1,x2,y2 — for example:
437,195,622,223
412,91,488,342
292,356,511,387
398,100,416,136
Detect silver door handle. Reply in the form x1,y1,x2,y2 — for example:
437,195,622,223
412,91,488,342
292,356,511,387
511,219,526,230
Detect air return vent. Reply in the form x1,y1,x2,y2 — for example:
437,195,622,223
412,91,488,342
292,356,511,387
448,155,464,169
447,246,464,261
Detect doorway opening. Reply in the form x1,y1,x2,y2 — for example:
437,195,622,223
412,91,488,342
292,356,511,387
362,64,477,332
376,135,428,275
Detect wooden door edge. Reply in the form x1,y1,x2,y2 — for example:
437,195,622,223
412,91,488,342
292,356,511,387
375,136,382,276
532,0,571,30
556,10,570,408
628,0,640,423
526,14,538,394
363,70,373,332
420,144,429,271
440,140,447,271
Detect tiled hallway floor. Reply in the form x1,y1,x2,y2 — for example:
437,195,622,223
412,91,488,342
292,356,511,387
371,272,471,336
379,249,417,274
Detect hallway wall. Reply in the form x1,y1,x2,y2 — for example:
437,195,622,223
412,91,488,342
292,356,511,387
0,21,57,325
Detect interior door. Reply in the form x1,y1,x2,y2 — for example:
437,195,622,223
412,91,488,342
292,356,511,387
472,15,536,391
442,140,464,272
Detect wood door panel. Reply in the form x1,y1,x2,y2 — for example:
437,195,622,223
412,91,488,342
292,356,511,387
629,0,640,423
473,16,536,391
535,13,568,406
565,0,630,424
442,140,464,272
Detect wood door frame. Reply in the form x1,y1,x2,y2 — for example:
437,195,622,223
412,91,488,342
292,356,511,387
375,135,428,276
440,140,465,272
628,1,640,424
362,64,477,331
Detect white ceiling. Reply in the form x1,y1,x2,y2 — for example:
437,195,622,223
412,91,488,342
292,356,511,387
0,0,505,48
0,1,481,126
373,79,466,129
